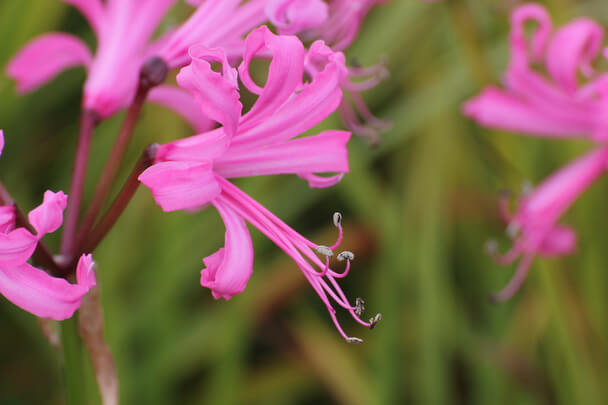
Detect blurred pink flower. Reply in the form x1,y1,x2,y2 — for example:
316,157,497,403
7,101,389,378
488,147,608,301
6,0,269,123
463,3,608,300
270,0,391,142
139,28,380,342
463,3,608,140
0,130,96,319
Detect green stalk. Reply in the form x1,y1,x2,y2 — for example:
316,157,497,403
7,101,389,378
61,316,87,405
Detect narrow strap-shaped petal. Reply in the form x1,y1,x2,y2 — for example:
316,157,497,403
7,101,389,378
0,228,37,266
62,0,106,36
176,45,241,138
546,19,604,94
462,86,593,138
138,161,221,212
6,33,92,94
509,3,552,68
148,86,214,133
266,0,328,35
519,147,608,227
0,256,96,320
538,226,577,257
201,200,254,300
28,191,68,236
215,130,350,179
239,26,306,124
233,42,346,147
155,128,230,163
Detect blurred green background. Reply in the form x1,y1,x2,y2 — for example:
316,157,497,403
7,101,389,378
2,0,608,404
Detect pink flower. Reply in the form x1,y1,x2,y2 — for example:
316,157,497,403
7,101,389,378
463,4,608,300
463,3,608,140
0,130,96,319
488,148,608,301
269,0,391,142
139,28,380,342
6,0,270,124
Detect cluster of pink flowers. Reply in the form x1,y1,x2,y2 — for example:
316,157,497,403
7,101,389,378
464,3,608,301
3,0,389,343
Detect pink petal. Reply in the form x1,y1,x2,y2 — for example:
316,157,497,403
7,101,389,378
155,128,230,163
0,259,96,320
266,0,328,35
519,147,608,228
176,45,242,137
239,26,306,124
215,130,351,179
0,206,16,234
0,228,37,266
462,86,592,138
0,129,4,157
201,200,253,300
62,0,106,36
297,172,345,189
6,33,92,94
76,253,97,290
148,85,215,133
546,19,603,93
509,4,552,68
233,41,346,148
138,161,221,212
538,226,577,257
28,191,68,236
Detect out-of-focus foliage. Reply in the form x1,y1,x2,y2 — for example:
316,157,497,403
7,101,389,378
2,0,608,404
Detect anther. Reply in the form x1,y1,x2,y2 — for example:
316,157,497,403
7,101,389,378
485,240,498,255
333,212,343,227
369,313,382,329
316,245,333,257
355,297,365,316
337,251,354,261
346,337,364,344
506,222,520,239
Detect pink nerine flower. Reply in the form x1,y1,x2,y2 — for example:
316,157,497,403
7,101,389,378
463,4,608,300
139,27,380,342
0,131,96,319
488,147,608,301
6,0,269,123
270,0,391,142
463,3,608,140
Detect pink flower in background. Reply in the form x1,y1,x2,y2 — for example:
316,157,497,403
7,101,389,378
6,0,271,125
488,147,608,301
139,28,380,342
463,3,608,140
270,0,391,143
464,3,608,300
0,131,96,319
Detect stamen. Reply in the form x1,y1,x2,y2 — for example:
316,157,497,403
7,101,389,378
337,251,355,261
355,297,365,316
333,212,343,227
315,245,333,257
506,222,520,239
369,313,382,329
346,337,364,344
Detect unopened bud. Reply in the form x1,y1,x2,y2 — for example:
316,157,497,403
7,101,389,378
140,57,168,89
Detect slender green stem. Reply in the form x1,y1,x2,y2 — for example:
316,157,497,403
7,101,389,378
61,316,87,405
79,144,157,254
61,110,99,257
76,57,168,251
